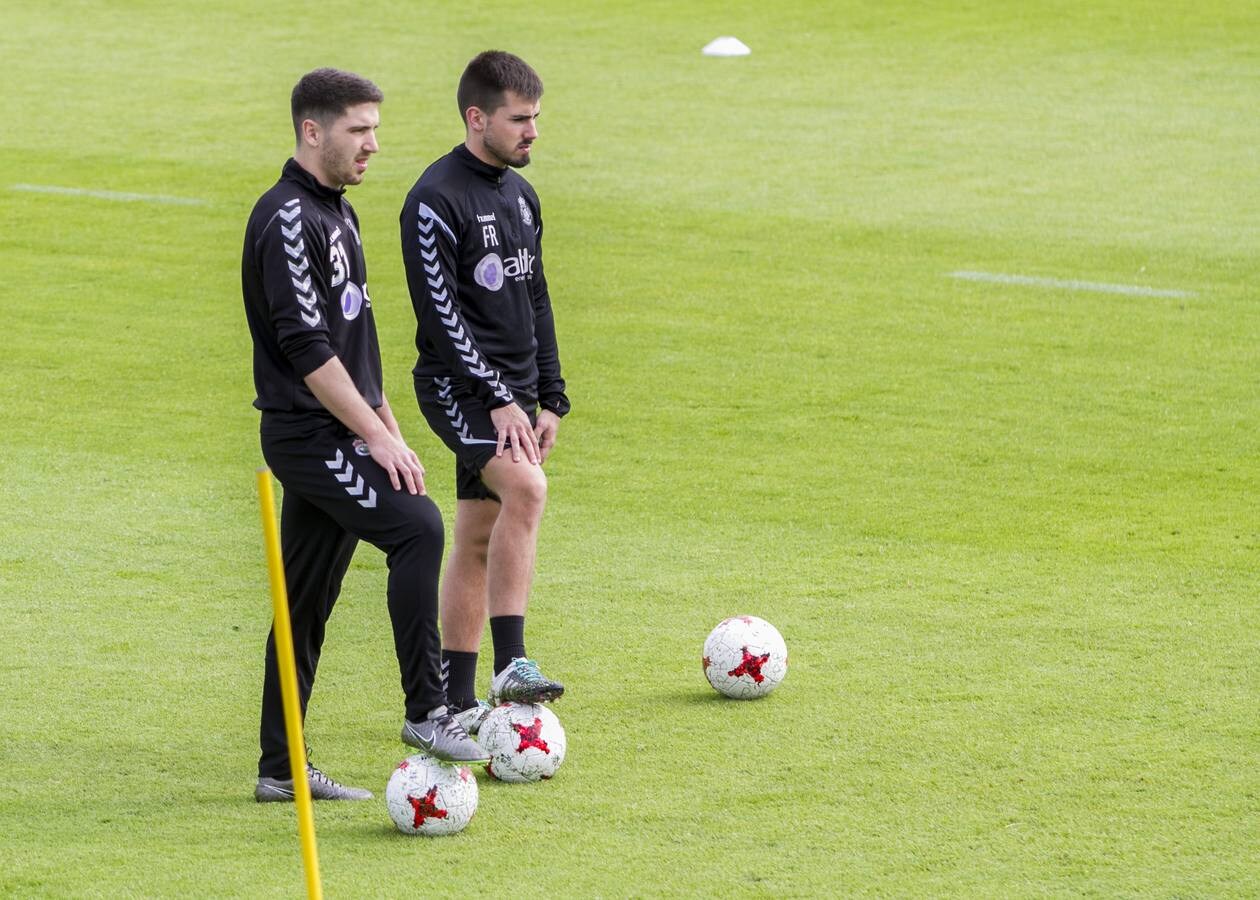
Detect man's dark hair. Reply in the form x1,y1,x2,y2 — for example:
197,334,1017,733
457,51,543,121
291,68,383,141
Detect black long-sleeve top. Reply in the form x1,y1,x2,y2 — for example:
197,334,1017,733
242,159,383,413
400,144,569,417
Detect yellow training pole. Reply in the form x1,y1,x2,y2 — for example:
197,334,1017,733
256,468,323,900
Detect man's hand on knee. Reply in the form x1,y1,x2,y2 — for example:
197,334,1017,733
490,403,540,465
367,432,428,495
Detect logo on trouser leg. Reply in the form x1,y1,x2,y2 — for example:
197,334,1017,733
324,449,378,509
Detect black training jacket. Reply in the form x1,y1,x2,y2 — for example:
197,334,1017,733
400,144,569,417
242,158,383,413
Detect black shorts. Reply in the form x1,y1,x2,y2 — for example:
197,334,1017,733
415,376,536,501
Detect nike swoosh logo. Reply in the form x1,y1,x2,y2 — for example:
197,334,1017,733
405,725,434,750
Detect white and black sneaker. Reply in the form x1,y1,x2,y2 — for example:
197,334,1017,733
452,700,493,736
401,706,491,764
488,658,565,706
255,763,373,803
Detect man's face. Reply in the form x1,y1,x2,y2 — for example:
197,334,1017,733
479,92,540,169
314,102,380,188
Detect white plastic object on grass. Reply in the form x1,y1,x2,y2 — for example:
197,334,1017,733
702,36,751,57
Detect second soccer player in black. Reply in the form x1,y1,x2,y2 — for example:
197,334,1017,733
400,51,570,734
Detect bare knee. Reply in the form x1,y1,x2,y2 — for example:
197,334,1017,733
497,468,547,522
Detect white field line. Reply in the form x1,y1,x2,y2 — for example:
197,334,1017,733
949,270,1194,299
12,183,207,207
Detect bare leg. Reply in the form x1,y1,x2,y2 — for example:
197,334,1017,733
476,455,563,702
440,455,551,703
480,455,548,619
440,498,499,652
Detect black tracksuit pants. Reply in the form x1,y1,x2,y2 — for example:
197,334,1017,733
257,412,445,778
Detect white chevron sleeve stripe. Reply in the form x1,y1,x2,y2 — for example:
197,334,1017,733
280,199,319,328
416,207,512,403
416,202,456,242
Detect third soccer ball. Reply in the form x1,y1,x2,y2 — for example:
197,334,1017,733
385,754,478,836
477,702,567,783
703,615,788,699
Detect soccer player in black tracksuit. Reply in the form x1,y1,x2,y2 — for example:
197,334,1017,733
400,52,570,732
241,68,487,803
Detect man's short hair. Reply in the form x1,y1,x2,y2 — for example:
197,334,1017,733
291,68,383,140
457,51,543,121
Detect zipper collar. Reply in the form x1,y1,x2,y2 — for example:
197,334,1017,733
454,143,506,184
282,158,347,201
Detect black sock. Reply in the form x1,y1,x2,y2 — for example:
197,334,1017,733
489,615,526,675
441,649,479,711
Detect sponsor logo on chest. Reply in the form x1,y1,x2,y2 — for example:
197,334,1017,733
473,248,536,292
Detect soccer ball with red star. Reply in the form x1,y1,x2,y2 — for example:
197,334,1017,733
385,754,479,835
477,702,567,783
703,615,788,699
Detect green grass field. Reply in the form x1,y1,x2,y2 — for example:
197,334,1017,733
3,1,1258,896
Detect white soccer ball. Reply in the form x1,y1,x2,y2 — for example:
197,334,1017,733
703,615,788,699
385,754,478,836
477,702,567,783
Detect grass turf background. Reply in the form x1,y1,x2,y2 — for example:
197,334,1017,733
1,1,1257,896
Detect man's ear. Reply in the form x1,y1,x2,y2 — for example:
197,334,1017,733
300,117,321,147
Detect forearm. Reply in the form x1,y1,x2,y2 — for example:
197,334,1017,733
303,357,389,441
375,393,404,439
531,285,568,416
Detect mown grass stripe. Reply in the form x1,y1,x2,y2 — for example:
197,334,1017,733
11,183,207,206
950,270,1194,298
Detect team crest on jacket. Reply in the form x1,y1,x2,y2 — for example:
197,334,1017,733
474,253,504,291
518,196,533,226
